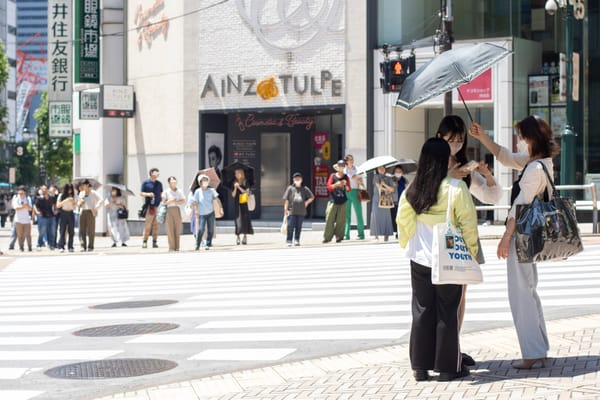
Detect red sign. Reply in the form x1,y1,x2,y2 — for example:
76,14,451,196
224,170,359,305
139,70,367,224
313,165,330,198
459,68,492,102
313,132,328,149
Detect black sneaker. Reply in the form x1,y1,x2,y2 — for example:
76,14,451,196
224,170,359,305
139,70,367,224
462,353,476,367
413,370,430,382
122,243,127,247
111,243,117,248
438,367,470,382
152,241,158,248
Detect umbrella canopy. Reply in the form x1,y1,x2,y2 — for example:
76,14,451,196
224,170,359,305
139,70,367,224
387,159,417,174
197,167,221,189
356,156,398,175
106,183,135,196
221,161,255,189
73,177,102,190
396,43,512,110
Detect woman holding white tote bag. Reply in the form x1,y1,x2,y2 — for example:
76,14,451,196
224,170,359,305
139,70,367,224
397,138,479,382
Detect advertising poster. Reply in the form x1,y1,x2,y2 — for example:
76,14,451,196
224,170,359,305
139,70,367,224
313,132,330,198
205,132,225,172
528,76,550,107
551,107,567,135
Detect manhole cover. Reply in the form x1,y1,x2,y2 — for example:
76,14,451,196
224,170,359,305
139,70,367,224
45,358,177,379
73,323,179,337
90,300,178,310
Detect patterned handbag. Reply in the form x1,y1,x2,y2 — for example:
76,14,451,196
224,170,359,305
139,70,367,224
515,161,583,263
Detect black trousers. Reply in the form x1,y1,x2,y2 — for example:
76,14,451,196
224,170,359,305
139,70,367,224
409,260,463,373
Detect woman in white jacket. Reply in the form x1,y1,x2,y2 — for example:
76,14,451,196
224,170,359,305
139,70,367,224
470,115,559,369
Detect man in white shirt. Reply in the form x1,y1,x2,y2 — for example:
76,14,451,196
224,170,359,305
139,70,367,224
12,186,32,252
77,179,103,251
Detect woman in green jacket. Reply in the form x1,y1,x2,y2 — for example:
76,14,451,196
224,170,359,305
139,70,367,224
397,138,479,382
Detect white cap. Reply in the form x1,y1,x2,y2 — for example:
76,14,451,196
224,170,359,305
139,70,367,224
197,174,210,183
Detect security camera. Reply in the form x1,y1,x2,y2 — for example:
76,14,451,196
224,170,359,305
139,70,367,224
545,0,558,15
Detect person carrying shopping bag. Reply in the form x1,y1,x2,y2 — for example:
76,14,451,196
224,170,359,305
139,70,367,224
282,172,314,247
397,138,479,382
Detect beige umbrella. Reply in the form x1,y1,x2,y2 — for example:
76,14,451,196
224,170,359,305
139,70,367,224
196,167,221,189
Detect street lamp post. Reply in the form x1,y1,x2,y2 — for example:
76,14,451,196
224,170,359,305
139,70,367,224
545,0,577,187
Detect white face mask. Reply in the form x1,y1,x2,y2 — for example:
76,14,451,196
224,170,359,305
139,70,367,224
294,180,302,187
449,142,463,156
517,139,529,155
394,173,403,178
202,181,209,188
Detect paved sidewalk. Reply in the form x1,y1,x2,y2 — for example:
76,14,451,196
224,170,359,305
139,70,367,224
91,314,600,400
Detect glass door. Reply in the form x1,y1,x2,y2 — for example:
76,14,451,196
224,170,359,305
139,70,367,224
260,133,290,207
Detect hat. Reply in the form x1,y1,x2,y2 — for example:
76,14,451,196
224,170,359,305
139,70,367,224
197,174,210,183
336,159,346,166
292,172,302,178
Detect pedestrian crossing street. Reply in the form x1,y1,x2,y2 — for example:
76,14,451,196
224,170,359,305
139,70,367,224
1,242,599,399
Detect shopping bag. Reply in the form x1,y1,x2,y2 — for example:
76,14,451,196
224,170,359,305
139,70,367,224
248,193,256,211
431,180,483,285
280,216,288,235
515,161,583,263
156,204,167,224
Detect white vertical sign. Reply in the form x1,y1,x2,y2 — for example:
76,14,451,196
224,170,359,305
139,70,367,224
48,0,73,102
572,52,580,102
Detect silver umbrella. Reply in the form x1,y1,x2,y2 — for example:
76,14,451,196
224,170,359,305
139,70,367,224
356,156,399,175
396,43,512,115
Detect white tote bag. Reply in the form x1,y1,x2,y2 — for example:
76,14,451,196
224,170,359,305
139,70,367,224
431,180,483,285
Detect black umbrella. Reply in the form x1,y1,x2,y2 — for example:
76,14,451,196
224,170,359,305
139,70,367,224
221,161,255,190
396,43,512,120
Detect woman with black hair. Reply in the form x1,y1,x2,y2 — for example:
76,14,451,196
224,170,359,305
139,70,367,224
397,138,479,382
435,115,503,367
470,115,558,370
56,183,76,252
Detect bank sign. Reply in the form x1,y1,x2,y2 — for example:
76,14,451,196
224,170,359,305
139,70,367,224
198,0,345,111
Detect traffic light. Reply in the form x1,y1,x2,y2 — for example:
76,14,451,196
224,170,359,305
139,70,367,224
380,54,416,93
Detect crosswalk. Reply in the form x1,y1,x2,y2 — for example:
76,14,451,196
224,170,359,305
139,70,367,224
0,242,599,399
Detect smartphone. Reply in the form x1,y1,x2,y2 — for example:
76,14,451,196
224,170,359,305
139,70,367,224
463,160,479,172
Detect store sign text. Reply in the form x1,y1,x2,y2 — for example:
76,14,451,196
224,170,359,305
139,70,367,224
201,70,342,99
235,113,315,132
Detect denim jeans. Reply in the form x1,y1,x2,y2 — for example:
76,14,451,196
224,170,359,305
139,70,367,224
37,216,56,248
196,212,215,248
286,214,304,242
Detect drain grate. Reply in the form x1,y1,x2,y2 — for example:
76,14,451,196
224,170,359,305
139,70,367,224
73,323,179,337
45,358,177,379
90,300,177,310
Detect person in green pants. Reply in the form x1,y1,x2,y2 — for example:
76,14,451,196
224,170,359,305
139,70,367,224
343,155,365,240
323,160,351,243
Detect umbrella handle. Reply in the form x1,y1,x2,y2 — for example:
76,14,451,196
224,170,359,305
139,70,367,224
457,88,474,123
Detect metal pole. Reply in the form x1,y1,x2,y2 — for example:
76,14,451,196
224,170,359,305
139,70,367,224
561,2,577,190
441,0,453,116
36,127,41,184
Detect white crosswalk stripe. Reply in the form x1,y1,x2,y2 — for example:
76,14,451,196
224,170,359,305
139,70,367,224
0,242,598,399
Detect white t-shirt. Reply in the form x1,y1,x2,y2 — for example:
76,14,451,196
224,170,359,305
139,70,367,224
12,195,32,224
344,166,361,190
163,188,185,208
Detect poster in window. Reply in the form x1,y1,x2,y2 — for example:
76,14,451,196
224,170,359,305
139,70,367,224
528,76,550,107
529,107,549,122
205,132,225,175
550,75,565,105
551,107,567,135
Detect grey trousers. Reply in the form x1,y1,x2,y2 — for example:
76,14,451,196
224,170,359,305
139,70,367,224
507,237,549,359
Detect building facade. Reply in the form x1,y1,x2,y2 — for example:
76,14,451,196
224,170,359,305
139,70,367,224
0,0,16,140
16,0,47,138
126,0,371,219
375,0,600,217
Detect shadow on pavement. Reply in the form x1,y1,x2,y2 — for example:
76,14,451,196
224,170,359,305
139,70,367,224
470,355,600,383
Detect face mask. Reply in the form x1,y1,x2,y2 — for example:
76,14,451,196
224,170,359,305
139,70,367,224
294,180,302,187
202,181,209,188
449,142,463,156
394,173,403,178
517,139,529,155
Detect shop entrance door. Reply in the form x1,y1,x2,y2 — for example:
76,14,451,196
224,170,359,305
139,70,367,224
260,133,290,215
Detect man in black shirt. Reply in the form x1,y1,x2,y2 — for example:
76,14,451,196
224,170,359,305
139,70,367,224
34,185,57,250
